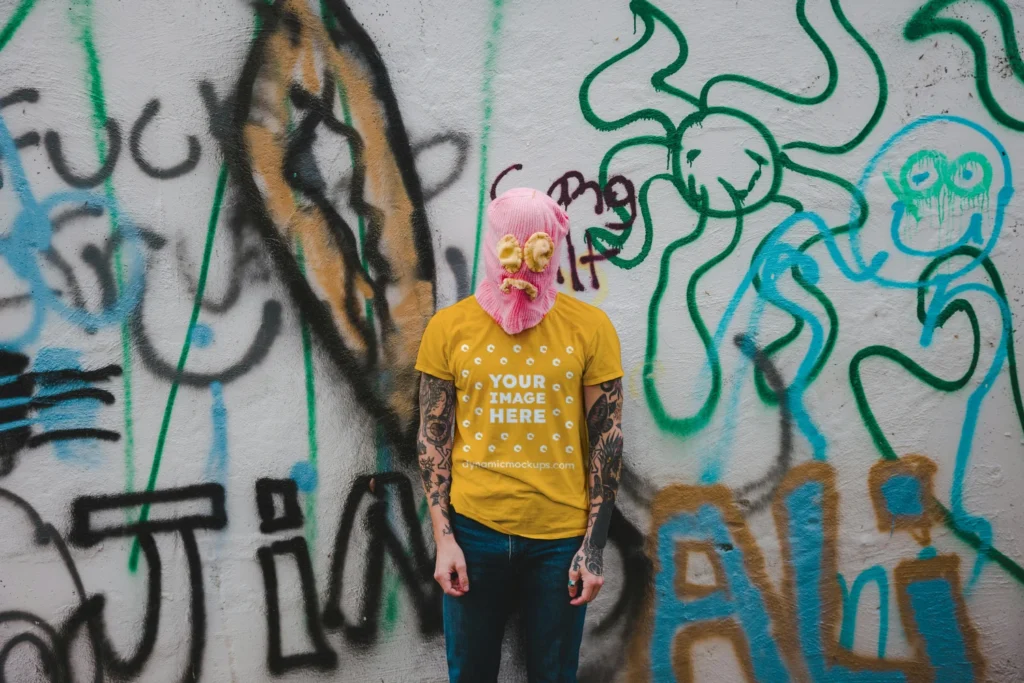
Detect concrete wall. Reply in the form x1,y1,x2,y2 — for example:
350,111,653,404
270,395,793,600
1,0,1023,680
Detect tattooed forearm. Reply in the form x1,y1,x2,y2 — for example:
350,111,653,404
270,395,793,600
580,379,624,573
417,373,456,538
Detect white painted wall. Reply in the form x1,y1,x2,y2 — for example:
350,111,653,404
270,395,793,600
1,0,1023,681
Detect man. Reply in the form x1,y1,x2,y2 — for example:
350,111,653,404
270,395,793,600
414,188,624,682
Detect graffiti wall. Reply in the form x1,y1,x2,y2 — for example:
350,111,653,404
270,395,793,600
1,0,1023,680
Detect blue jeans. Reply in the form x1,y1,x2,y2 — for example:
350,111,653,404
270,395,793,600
443,512,587,683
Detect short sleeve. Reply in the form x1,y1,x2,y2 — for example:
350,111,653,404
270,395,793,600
415,312,454,380
583,311,623,385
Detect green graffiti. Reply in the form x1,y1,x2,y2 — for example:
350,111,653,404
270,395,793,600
470,0,506,289
850,245,1024,584
884,150,992,224
579,0,883,436
906,0,1024,131
68,0,138,522
0,0,37,53
580,0,1024,588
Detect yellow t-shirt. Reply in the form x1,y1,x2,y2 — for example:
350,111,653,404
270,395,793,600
415,293,623,539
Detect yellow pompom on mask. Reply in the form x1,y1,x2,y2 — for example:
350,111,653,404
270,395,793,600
523,232,554,272
497,234,523,273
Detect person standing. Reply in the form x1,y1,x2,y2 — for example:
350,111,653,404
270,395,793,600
415,188,624,682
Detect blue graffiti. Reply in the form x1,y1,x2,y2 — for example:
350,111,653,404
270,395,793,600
649,466,983,681
652,504,791,682
31,348,104,464
203,380,228,484
838,566,889,659
698,116,1012,587
0,111,145,350
785,482,903,682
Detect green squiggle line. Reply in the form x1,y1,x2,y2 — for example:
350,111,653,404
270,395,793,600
906,0,1024,131
128,165,228,572
470,0,505,290
296,243,319,551
578,0,686,137
0,0,36,52
749,157,868,404
783,0,888,154
849,245,1024,585
68,0,137,511
699,0,838,108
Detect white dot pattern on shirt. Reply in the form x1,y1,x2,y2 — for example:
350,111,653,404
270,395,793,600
487,344,495,352
461,344,469,352
488,445,496,452
461,370,469,378
566,446,574,454
500,357,508,365
566,396,574,404
565,421,574,429
566,346,574,354
514,445,522,452
513,345,521,353
553,434,561,441
566,371,574,379
463,445,470,452
540,445,548,453
526,358,534,366
475,433,483,440
475,407,483,415
527,433,534,440
540,346,548,353
501,433,509,441
475,382,483,390
553,358,561,366
462,420,470,428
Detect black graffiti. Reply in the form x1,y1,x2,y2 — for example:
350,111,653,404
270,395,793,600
732,333,793,515
177,201,272,314
198,80,234,147
490,162,523,200
0,350,122,477
413,132,471,202
323,472,441,644
131,299,283,387
68,484,226,683
0,483,225,683
255,477,304,533
39,201,167,337
0,88,42,190
0,489,80,683
230,0,436,460
548,171,637,232
44,119,122,189
130,99,201,180
3,87,211,189
259,537,338,675
284,77,384,354
445,246,471,300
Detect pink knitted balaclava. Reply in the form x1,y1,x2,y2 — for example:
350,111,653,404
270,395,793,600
475,188,569,335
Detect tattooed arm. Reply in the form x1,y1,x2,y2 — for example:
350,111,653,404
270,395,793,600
417,373,469,596
569,379,624,606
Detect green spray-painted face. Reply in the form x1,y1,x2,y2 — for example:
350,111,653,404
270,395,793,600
882,148,993,254
884,149,992,221
673,107,781,218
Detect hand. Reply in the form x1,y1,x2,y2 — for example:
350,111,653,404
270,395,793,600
434,537,469,597
568,538,604,606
